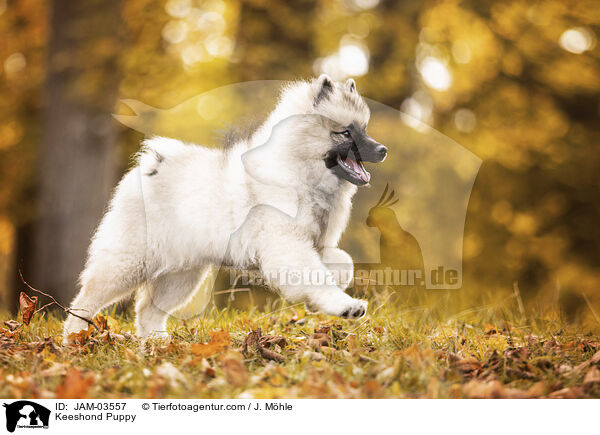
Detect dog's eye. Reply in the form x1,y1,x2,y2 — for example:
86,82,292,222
335,130,352,138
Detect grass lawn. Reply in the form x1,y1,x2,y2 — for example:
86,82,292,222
1,289,600,399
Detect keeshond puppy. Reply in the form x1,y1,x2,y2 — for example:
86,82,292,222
63,75,387,341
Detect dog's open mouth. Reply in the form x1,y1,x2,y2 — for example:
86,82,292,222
336,154,371,185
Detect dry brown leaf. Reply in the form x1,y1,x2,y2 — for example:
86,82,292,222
221,353,249,386
462,380,505,398
190,330,230,358
426,377,440,398
259,335,287,349
400,344,435,368
19,292,37,325
547,387,585,399
56,368,95,399
98,331,114,344
242,329,286,362
94,314,108,331
362,380,385,398
4,320,21,331
241,329,261,352
462,380,536,399
452,357,482,375
0,327,18,339
67,323,95,345
506,347,530,360
310,332,330,347
573,349,600,373
584,366,600,385
526,381,547,398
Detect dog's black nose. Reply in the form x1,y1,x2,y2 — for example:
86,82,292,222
375,145,388,158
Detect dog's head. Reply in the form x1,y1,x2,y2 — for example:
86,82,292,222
309,75,387,186
243,76,387,189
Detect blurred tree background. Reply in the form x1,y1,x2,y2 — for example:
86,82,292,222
0,0,599,324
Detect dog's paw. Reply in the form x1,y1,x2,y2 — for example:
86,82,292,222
337,298,368,319
62,316,90,345
311,292,368,319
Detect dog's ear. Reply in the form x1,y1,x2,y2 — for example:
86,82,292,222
345,78,357,93
314,74,333,106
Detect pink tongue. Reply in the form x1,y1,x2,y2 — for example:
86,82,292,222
344,157,371,183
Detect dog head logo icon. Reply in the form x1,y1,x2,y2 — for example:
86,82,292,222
3,401,50,432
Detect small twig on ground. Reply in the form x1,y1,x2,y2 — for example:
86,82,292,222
19,270,98,331
34,302,56,314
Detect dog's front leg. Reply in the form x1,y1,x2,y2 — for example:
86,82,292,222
320,247,354,290
231,205,367,318
256,235,367,319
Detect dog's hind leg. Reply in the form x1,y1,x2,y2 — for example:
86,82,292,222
63,259,143,343
135,266,213,339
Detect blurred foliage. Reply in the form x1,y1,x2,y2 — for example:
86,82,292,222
1,0,599,323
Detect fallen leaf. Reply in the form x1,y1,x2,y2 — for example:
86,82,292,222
98,331,114,344
526,381,547,398
221,353,249,386
259,335,287,349
4,320,21,331
506,347,530,360
584,366,600,385
574,350,600,373
452,357,482,376
309,332,330,348
462,380,537,399
242,329,286,362
547,387,585,399
56,368,95,399
19,292,37,325
362,380,384,398
67,323,95,345
462,380,504,398
0,327,18,339
94,314,108,331
190,330,230,358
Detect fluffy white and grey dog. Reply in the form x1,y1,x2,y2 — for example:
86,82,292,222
63,75,387,340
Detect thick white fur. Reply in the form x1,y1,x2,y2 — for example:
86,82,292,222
63,76,371,341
